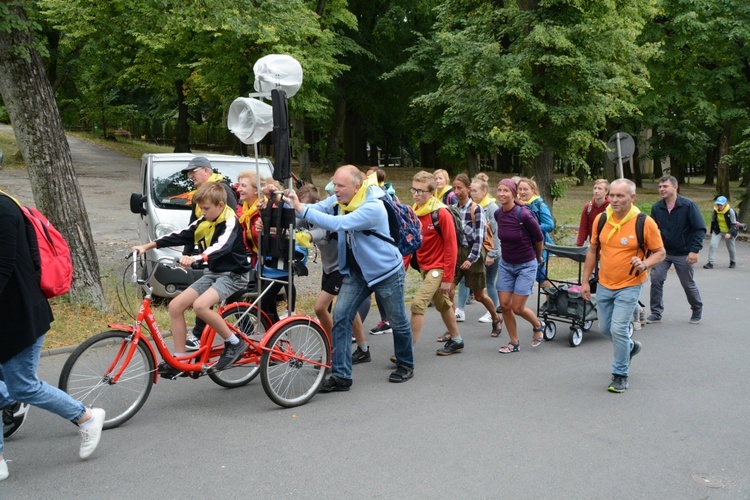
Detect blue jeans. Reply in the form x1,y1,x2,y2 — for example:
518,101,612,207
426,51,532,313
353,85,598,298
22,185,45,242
0,336,86,455
457,259,500,310
596,284,642,377
332,268,413,379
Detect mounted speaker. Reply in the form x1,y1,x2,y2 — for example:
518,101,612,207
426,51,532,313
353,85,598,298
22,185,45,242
227,97,274,145
253,55,303,98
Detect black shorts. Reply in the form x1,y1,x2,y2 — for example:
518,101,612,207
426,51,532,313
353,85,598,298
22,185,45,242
321,269,345,296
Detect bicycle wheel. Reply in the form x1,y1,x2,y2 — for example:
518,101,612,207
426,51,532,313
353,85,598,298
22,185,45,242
260,318,329,408
59,330,154,429
207,304,271,388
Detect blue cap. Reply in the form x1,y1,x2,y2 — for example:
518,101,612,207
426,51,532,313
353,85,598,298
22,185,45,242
715,196,728,205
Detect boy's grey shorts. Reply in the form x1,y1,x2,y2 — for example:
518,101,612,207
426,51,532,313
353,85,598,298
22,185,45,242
189,270,250,302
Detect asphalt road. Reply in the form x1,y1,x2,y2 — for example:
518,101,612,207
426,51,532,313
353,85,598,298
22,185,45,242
0,125,748,497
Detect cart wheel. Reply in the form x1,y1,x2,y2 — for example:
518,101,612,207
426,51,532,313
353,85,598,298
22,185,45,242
628,321,634,338
543,321,556,341
568,327,583,347
582,320,593,331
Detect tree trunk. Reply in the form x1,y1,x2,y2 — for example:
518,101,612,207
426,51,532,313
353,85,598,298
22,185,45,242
716,120,732,198
672,157,685,185
703,142,718,186
632,145,642,188
465,148,479,178
323,95,346,172
174,80,191,153
291,116,312,183
532,146,555,211
0,4,104,307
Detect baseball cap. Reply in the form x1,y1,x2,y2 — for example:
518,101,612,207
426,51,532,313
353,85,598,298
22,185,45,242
715,196,728,205
180,156,212,173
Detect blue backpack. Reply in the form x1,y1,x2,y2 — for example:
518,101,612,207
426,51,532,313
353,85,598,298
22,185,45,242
364,197,423,256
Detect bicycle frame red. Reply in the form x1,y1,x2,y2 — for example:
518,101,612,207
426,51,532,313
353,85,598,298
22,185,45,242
257,315,331,369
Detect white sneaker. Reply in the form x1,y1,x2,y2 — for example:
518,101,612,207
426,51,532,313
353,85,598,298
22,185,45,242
79,408,105,459
455,309,465,322
0,460,8,481
633,321,642,331
478,312,493,323
185,334,201,352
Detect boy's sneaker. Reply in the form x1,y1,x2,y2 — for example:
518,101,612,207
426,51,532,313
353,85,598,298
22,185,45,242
455,309,465,322
214,341,248,371
645,315,661,324
389,365,414,383
436,339,464,356
157,361,186,379
79,407,105,459
608,375,629,393
478,312,493,323
185,333,201,351
351,346,371,364
369,320,392,335
703,262,713,269
729,261,736,269
319,375,352,393
689,312,702,324
3,401,30,439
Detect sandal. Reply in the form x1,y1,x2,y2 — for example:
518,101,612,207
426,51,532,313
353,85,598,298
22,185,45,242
436,332,452,342
498,341,519,354
532,321,545,347
491,317,503,337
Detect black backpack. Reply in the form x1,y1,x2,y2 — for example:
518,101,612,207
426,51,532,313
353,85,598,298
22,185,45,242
595,212,651,276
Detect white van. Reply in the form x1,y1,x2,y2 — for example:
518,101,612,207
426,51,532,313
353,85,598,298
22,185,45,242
129,153,273,298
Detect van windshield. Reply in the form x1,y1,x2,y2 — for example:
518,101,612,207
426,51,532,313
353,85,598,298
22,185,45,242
151,159,274,209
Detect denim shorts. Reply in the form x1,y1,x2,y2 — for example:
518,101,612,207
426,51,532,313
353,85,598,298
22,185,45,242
189,270,250,302
497,259,538,296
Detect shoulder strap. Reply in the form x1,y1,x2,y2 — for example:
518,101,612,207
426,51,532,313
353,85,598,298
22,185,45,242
431,209,442,238
515,204,533,242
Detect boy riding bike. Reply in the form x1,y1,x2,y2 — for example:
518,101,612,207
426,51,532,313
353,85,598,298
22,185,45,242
132,182,251,377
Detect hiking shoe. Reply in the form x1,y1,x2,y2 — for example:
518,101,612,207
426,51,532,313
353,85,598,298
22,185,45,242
214,341,248,371
319,375,352,393
645,315,661,324
437,339,464,356
352,346,371,364
629,341,642,365
729,261,736,269
79,408,105,459
478,312,493,323
2,401,30,439
689,312,702,324
185,333,201,351
157,361,186,379
370,320,392,335
455,309,465,322
703,262,713,269
389,365,414,383
608,375,629,393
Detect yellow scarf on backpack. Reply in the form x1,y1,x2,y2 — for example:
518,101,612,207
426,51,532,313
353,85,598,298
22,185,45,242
603,205,640,244
337,172,377,215
413,196,445,217
192,174,227,218
193,204,235,250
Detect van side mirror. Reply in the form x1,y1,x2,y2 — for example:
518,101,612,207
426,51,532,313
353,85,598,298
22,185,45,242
130,193,147,215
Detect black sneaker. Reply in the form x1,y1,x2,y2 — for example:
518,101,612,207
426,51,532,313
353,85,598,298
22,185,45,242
158,361,186,379
352,346,371,364
214,341,248,371
703,262,713,269
389,365,414,383
185,333,201,351
629,341,642,366
370,320,393,335
436,339,464,356
729,261,736,269
2,401,30,439
608,375,629,393
319,375,352,393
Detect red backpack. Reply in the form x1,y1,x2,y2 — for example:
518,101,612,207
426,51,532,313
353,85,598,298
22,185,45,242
3,193,73,298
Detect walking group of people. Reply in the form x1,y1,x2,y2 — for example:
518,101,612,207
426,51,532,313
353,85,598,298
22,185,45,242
1,155,738,480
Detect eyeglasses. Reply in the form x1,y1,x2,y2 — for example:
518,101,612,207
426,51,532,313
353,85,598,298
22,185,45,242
410,187,430,196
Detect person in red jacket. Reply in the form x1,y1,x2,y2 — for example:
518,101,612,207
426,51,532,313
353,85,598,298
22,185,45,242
407,171,462,355
576,179,609,246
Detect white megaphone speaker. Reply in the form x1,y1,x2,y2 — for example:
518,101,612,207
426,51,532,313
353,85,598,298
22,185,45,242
227,97,274,145
253,54,303,98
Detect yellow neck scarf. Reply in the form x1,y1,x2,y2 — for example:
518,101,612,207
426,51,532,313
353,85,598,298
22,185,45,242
523,194,541,205
477,194,495,209
239,197,263,230
603,205,640,243
435,185,451,201
193,174,227,217
194,204,234,249
338,172,377,214
413,196,445,217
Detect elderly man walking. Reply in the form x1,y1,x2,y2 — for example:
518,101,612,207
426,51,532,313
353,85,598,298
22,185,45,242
582,179,665,393
647,175,706,324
